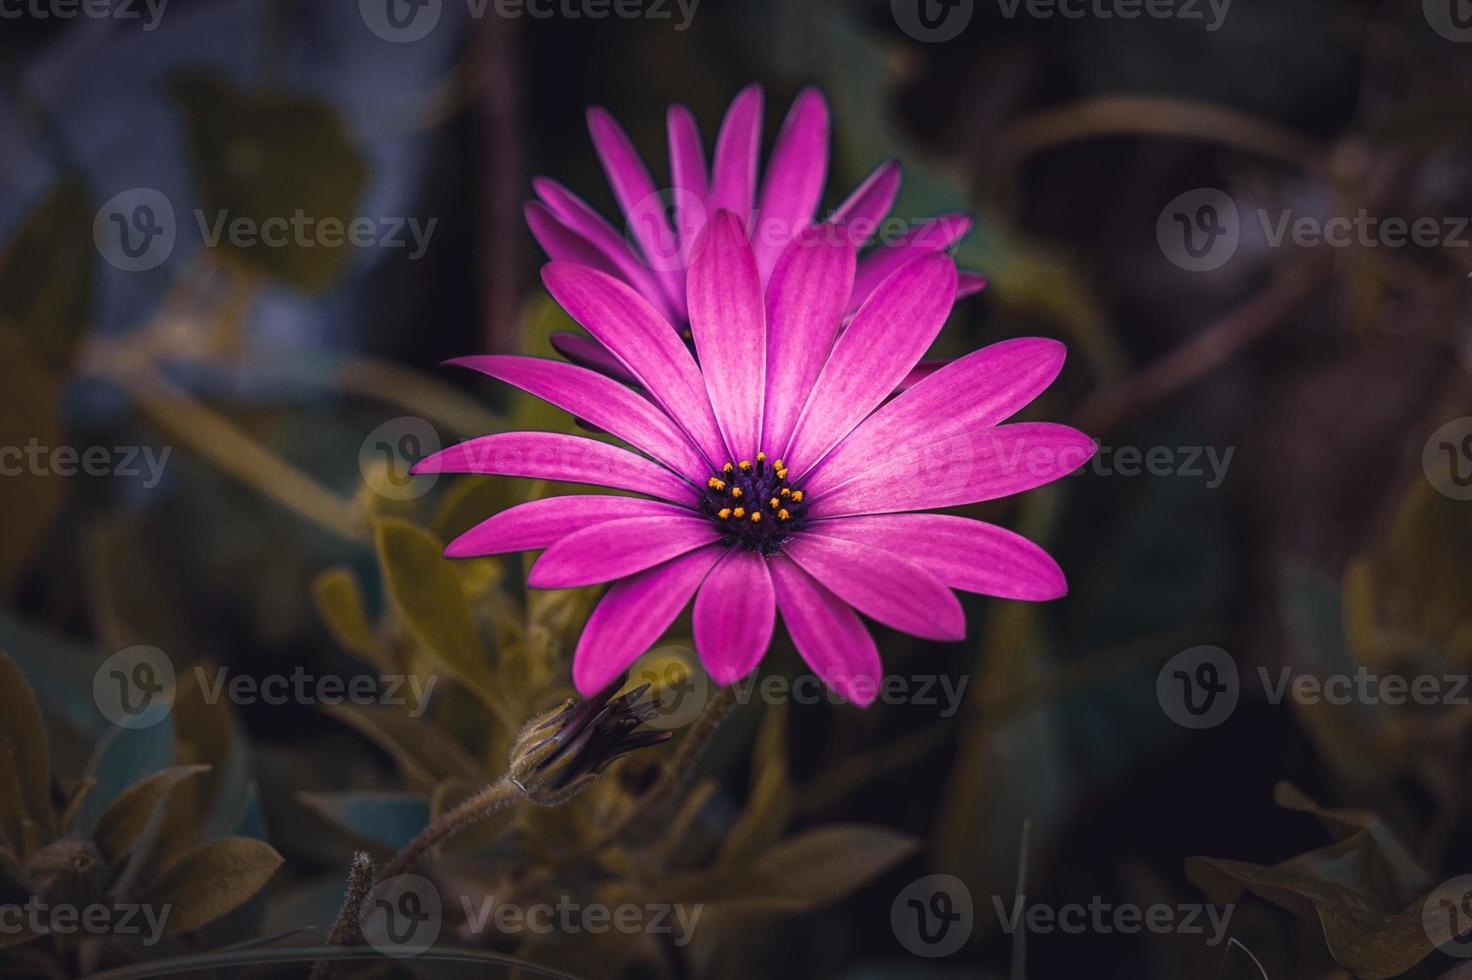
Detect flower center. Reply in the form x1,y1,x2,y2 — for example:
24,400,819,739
700,453,807,554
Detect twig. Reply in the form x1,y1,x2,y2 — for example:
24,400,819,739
308,851,376,980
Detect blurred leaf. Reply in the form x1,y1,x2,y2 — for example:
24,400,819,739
76,717,177,837
170,71,368,291
0,335,66,595
0,180,93,370
93,765,211,867
311,567,392,671
299,791,430,850
373,518,513,725
664,824,919,912
323,703,481,792
141,837,284,935
1273,782,1428,902
716,703,792,867
0,650,54,858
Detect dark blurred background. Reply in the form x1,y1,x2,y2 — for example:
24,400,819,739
2,1,1471,978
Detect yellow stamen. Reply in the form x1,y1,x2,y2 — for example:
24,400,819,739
769,497,780,509
756,452,766,462
730,487,743,498
717,508,732,520
779,487,792,497
790,490,804,502
707,477,726,490
739,459,752,471
777,508,790,521
732,507,745,518
775,468,788,481
723,462,734,474
749,511,762,523
773,459,784,470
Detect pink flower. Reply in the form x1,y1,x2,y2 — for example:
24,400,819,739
416,213,1094,705
525,84,987,383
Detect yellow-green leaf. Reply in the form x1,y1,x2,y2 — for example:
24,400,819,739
141,837,283,935
94,765,211,866
0,650,53,857
311,567,391,671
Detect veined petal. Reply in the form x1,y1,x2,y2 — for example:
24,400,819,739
805,514,1067,600
782,533,964,641
572,545,723,696
413,432,694,503
849,213,972,314
808,422,1096,518
957,271,988,298
447,355,708,479
693,549,776,685
528,515,719,588
768,557,882,707
586,107,686,316
761,226,856,456
542,262,727,466
533,178,677,322
804,338,1066,494
525,202,622,280
667,104,710,269
688,212,765,459
830,159,902,238
709,84,763,223
751,88,829,282
783,253,958,475
446,495,688,557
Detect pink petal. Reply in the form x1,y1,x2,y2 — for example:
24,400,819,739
447,355,708,480
782,253,958,475
572,545,723,695
782,533,964,642
849,213,972,314
761,226,856,456
808,422,1097,518
667,104,710,269
542,262,727,467
709,84,763,223
751,88,829,282
803,337,1066,494
957,271,988,298
830,159,902,241
687,212,766,459
528,515,719,588
895,359,946,393
586,107,686,316
446,495,687,558
805,515,1067,600
548,332,639,386
533,178,677,322
693,549,775,685
525,202,621,280
413,432,694,503
768,557,882,707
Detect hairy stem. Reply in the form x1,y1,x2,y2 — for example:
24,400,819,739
377,777,523,882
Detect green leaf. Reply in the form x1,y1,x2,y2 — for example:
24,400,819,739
716,703,792,867
0,650,53,857
93,765,211,867
323,703,482,792
311,567,391,671
373,518,512,724
76,716,177,837
299,791,430,850
170,71,368,291
141,837,284,935
665,824,919,912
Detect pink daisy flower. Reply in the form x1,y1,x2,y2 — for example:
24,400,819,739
415,213,1094,705
525,84,987,383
